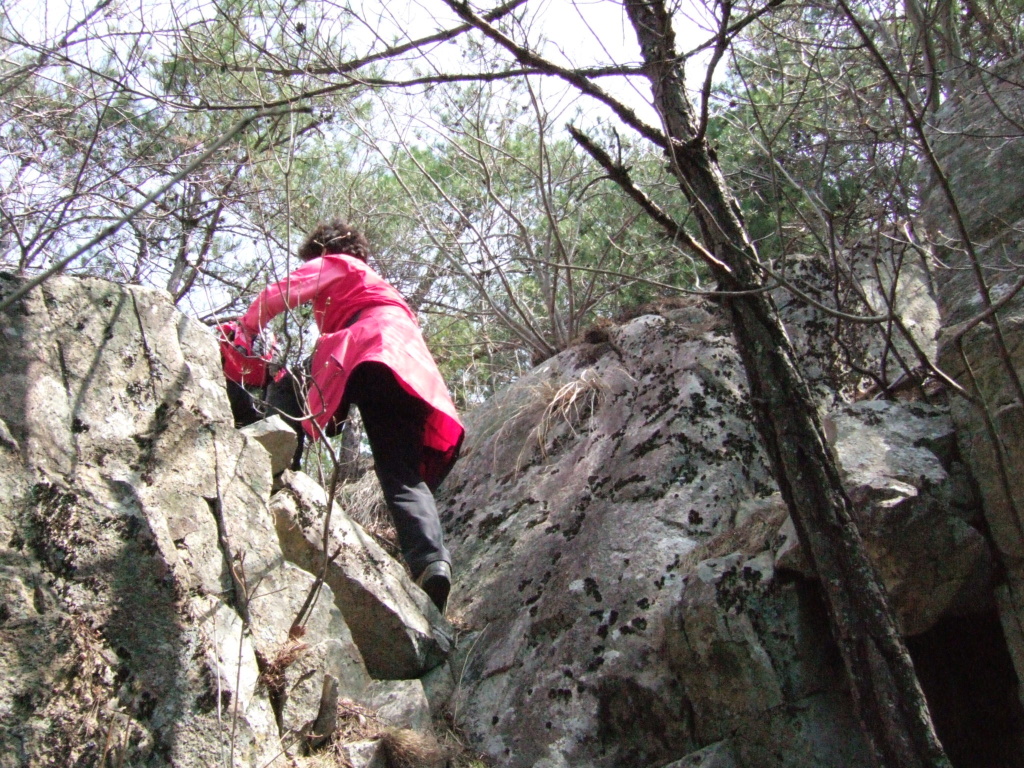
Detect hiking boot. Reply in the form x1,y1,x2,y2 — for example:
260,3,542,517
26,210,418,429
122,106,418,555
416,560,451,615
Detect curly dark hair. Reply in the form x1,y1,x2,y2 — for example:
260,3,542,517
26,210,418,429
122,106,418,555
296,219,371,263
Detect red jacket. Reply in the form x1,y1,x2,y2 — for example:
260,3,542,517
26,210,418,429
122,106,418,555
240,253,464,487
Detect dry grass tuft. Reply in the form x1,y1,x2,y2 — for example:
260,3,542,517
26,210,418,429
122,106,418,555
259,637,309,693
334,470,401,560
333,698,386,742
572,296,727,349
335,468,387,528
380,728,447,768
434,710,493,768
613,294,705,323
291,698,493,768
508,369,606,473
536,369,606,446
291,699,389,767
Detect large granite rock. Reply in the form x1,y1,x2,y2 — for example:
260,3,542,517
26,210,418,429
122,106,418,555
0,275,388,765
437,306,1003,768
438,308,770,767
270,470,452,680
920,58,1024,691
824,400,994,635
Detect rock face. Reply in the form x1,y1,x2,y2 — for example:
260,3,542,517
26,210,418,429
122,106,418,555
0,275,446,766
241,415,298,475
1,250,1021,765
771,248,939,404
825,401,993,636
440,308,775,767
271,470,453,680
920,59,1024,696
437,303,1017,767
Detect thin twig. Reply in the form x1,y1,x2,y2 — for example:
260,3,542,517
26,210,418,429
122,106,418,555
0,106,308,313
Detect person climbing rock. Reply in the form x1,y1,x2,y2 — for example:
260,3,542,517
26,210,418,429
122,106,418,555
226,219,464,614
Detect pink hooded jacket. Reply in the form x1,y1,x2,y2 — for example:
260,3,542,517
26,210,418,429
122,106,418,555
239,253,464,487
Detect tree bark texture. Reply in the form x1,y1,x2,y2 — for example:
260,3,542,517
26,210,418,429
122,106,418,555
622,1,950,766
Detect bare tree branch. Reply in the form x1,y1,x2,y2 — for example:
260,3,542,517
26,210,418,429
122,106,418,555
0,105,308,313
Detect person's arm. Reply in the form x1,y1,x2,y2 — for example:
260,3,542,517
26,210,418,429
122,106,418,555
239,257,341,334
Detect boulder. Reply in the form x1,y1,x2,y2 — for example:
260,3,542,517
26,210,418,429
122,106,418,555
340,739,388,768
271,470,452,680
438,307,1002,767
361,679,433,731
823,400,995,634
437,310,779,767
240,415,298,475
0,275,370,765
920,57,1024,689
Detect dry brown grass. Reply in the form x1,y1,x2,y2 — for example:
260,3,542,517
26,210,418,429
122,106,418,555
533,369,606,450
289,699,387,767
571,296,727,352
502,368,607,474
379,728,447,768
258,637,310,695
291,698,492,768
334,698,388,742
334,469,387,529
434,710,494,768
612,294,719,327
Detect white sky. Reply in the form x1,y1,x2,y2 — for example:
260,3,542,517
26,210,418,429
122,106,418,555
339,0,722,140
4,0,721,117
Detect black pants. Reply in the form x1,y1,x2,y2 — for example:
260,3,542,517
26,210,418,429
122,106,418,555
227,364,449,579
344,363,450,579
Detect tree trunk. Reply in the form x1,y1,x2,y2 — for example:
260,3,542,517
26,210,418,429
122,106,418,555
622,1,950,766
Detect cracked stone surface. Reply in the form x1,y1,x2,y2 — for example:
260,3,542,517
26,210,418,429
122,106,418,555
438,302,996,768
0,275,370,766
921,58,1024,687
271,470,452,680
